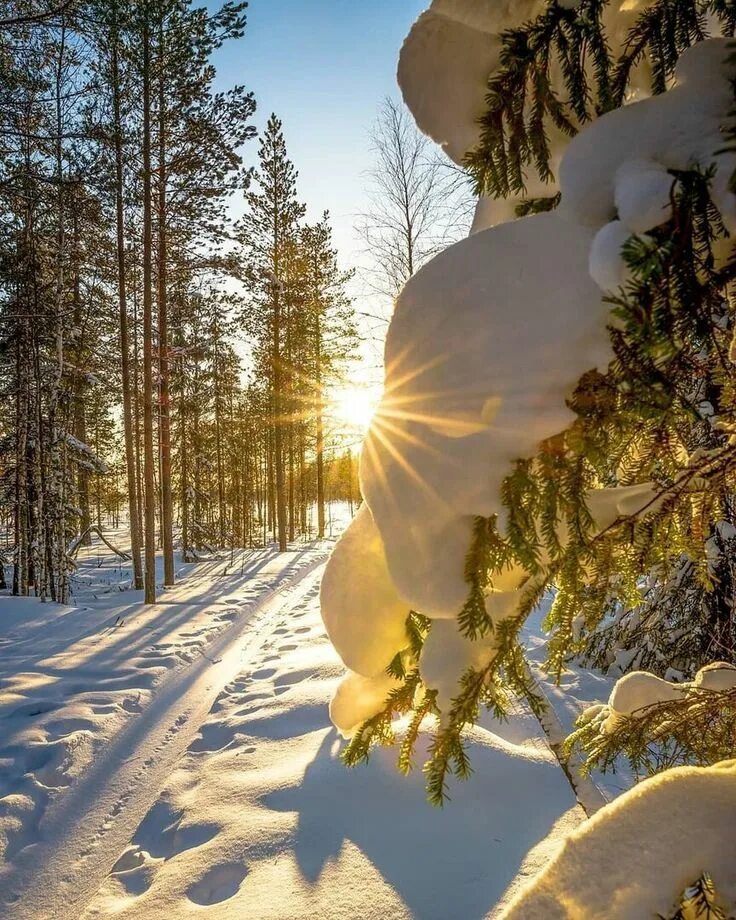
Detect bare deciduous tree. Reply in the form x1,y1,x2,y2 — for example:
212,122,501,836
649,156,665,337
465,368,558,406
357,97,473,304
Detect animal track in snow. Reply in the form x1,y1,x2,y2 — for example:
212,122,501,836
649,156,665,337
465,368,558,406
187,722,242,755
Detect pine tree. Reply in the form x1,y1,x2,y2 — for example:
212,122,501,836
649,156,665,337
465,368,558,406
300,214,358,537
238,115,305,553
341,1,736,804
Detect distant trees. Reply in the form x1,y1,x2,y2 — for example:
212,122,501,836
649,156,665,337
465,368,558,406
238,116,358,549
0,2,360,604
357,97,471,303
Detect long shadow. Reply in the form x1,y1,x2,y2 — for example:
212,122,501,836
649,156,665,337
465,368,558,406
261,717,577,920
1,547,315,673
0,547,321,732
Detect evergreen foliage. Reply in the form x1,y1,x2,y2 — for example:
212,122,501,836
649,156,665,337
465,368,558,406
665,874,730,920
465,0,735,199
342,2,736,805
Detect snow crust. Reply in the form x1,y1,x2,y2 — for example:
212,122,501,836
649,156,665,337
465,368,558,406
502,760,736,919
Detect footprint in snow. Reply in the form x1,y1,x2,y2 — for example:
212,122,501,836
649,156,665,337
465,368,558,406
251,667,276,680
187,863,247,905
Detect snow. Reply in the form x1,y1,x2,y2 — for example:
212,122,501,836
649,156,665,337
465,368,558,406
419,620,498,716
614,159,674,233
330,670,402,738
397,1,540,166
692,662,736,691
602,670,684,732
360,211,611,620
502,760,736,919
397,1,658,229
558,39,736,229
0,529,593,919
588,220,642,293
320,503,409,679
0,534,331,918
584,661,736,734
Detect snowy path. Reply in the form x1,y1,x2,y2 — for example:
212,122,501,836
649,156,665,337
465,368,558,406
0,546,328,919
1,543,597,919
78,571,581,920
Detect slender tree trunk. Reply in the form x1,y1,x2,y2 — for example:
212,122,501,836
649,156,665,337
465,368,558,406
70,205,91,547
112,8,144,590
272,286,288,551
213,321,226,546
315,313,326,538
178,341,190,562
142,4,156,604
157,20,174,586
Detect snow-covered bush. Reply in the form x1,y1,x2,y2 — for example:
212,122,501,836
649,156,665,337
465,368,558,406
322,0,736,814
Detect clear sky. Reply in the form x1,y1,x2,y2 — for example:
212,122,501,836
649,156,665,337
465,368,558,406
208,0,428,264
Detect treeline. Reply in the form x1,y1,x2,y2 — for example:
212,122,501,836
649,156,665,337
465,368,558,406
0,1,359,604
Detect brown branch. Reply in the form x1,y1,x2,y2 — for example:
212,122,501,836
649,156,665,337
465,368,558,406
0,0,74,28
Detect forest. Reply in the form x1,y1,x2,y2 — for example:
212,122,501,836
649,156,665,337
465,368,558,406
3,1,736,919
0,0,362,607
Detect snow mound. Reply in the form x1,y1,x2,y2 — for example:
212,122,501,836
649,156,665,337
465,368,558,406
397,1,540,166
419,620,498,715
330,669,402,738
693,662,736,692
588,661,736,734
558,39,736,230
502,761,736,919
602,670,684,732
614,159,674,233
360,211,610,620
398,0,657,231
588,220,645,293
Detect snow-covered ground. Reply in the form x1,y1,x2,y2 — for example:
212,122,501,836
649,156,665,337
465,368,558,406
1,525,616,919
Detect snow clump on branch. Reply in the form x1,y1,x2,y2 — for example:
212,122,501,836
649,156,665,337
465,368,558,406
321,38,736,736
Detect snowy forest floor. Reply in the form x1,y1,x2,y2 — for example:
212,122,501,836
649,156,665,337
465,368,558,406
1,522,622,920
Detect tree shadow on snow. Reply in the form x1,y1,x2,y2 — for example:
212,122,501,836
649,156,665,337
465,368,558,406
262,726,576,920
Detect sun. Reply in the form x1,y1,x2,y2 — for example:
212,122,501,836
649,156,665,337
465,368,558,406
330,384,380,435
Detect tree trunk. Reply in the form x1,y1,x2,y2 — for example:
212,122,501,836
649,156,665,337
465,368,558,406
315,312,326,538
112,7,144,590
157,20,174,586
142,4,157,604
272,286,288,551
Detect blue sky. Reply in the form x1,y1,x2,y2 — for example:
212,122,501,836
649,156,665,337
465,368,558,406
209,0,428,262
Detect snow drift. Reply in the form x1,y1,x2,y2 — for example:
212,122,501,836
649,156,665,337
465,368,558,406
502,760,736,919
